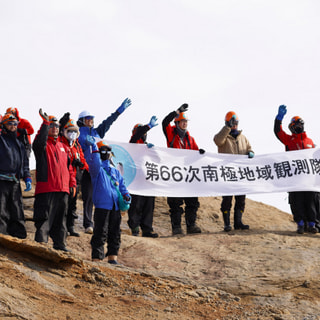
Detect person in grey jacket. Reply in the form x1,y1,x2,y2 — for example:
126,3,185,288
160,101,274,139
213,111,254,232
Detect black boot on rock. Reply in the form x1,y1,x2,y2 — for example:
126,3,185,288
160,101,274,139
222,210,232,232
234,210,249,230
68,227,80,237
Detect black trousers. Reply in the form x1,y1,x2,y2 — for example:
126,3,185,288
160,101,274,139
0,180,26,239
167,197,199,229
90,207,121,260
289,191,318,223
127,195,155,233
221,195,246,212
67,185,79,230
33,192,68,248
81,170,94,229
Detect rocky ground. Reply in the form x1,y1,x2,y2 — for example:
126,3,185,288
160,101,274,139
1,182,320,319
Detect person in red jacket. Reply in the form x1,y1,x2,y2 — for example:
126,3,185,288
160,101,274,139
5,107,34,157
162,103,204,235
274,104,318,234
32,109,76,252
59,118,89,237
127,116,159,238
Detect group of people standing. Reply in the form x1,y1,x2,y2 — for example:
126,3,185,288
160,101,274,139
0,102,318,264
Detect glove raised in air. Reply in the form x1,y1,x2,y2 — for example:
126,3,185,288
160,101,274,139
39,108,49,122
226,117,238,128
148,115,158,129
177,103,188,113
276,105,287,121
117,98,132,114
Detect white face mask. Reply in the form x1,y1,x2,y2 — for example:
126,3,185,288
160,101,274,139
67,131,77,142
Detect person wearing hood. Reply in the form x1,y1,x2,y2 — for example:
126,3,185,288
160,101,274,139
0,113,31,238
77,98,132,234
32,109,76,252
127,116,159,238
162,103,204,236
214,111,254,232
59,116,89,237
5,107,34,157
84,138,131,264
274,105,318,234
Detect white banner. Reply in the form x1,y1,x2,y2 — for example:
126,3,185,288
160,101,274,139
107,141,320,197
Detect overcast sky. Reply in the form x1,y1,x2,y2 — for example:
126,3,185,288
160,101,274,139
1,0,320,213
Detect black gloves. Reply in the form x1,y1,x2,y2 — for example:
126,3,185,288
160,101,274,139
199,149,205,154
72,158,84,169
59,112,70,134
226,118,237,128
178,103,188,113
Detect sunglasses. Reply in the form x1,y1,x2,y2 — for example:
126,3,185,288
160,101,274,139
67,130,78,133
85,116,94,121
6,121,19,126
49,123,59,128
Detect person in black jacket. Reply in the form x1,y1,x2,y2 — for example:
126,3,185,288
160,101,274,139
0,113,32,238
127,116,159,238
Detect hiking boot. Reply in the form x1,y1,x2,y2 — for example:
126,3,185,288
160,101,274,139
222,210,232,232
308,223,318,234
131,227,140,236
85,227,93,234
172,227,183,235
108,260,120,265
142,231,159,238
187,225,202,234
68,227,80,237
53,245,70,252
234,210,249,230
297,225,305,234
308,226,318,234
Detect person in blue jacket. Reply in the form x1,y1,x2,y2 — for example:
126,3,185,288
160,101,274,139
85,137,131,264
77,98,132,234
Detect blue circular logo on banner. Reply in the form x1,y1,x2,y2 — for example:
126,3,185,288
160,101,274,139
110,144,136,187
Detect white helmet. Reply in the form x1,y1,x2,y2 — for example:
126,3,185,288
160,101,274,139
78,110,95,120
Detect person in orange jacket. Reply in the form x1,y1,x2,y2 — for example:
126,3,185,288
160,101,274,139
5,107,34,157
59,116,89,237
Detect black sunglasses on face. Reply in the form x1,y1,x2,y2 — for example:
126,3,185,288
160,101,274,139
6,121,19,126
